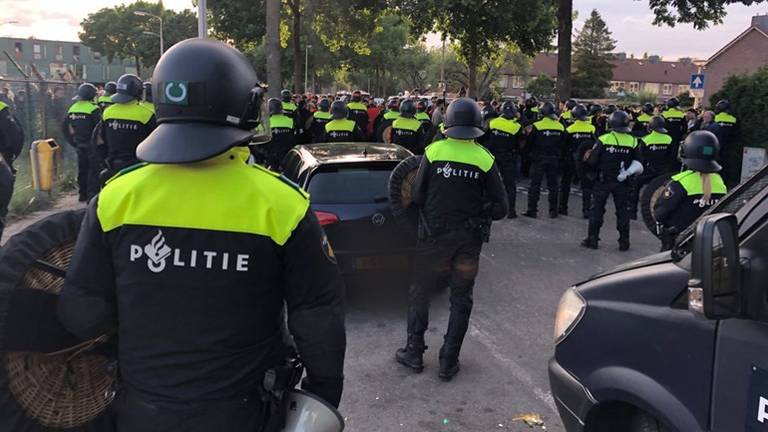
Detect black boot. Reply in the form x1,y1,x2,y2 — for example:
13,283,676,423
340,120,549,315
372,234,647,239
438,344,460,381
507,210,517,219
580,237,598,249
619,237,630,251
395,334,426,373
522,210,537,219
549,210,559,218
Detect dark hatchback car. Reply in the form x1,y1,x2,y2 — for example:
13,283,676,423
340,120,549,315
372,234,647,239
281,142,417,274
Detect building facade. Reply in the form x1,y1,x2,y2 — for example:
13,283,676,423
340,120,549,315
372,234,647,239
702,14,768,105
0,37,136,83
500,52,696,102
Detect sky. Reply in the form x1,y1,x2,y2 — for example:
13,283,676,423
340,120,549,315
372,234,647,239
1,0,767,61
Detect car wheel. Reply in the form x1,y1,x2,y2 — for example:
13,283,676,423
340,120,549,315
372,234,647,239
0,209,116,431
630,411,671,432
389,155,423,232
640,173,674,238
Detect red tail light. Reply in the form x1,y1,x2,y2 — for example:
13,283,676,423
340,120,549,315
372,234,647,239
315,211,340,226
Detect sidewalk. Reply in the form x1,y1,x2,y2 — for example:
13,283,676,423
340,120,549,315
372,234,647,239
2,194,84,245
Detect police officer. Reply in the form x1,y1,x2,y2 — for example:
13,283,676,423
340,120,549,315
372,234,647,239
524,102,565,219
280,89,301,132
93,73,156,179
62,83,101,201
58,38,346,432
632,103,654,137
589,104,604,135
415,99,432,129
0,98,23,241
581,111,643,251
374,97,401,142
323,100,365,143
628,116,675,218
661,97,687,158
97,81,117,110
265,97,297,170
481,103,497,128
391,99,425,154
562,104,596,218
481,101,522,218
560,99,577,127
141,81,155,113
714,99,740,186
654,131,727,251
308,98,332,143
395,98,507,380
347,90,369,137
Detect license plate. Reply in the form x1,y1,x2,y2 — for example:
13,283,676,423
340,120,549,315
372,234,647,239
355,255,408,270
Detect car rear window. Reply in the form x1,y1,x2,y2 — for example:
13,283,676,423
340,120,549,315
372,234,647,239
308,164,394,204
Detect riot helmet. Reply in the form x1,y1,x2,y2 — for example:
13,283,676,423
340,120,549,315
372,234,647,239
281,89,292,102
679,131,722,173
714,100,731,114
73,83,97,101
500,101,518,119
143,81,153,103
330,100,348,120
318,98,331,112
571,104,588,121
565,99,577,111
443,97,484,140
539,102,557,120
399,99,416,118
648,115,668,134
666,97,680,109
111,74,143,103
642,103,654,115
608,110,632,133
268,98,283,116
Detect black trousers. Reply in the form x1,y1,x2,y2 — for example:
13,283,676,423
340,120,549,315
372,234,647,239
407,229,482,355
527,159,559,214
115,389,264,432
558,158,576,212
497,154,520,215
0,161,14,242
75,147,92,199
577,164,594,216
588,181,632,242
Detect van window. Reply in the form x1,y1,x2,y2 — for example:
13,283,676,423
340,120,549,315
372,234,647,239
308,164,394,204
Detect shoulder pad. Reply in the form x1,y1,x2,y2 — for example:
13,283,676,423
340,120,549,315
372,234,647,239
251,163,309,199
105,162,149,185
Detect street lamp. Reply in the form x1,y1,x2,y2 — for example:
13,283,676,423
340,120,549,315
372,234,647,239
134,10,164,56
304,45,313,95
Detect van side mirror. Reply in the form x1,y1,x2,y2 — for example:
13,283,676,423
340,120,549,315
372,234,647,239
688,213,742,319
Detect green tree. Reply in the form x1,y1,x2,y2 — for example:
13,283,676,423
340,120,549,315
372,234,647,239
709,67,768,150
394,0,556,98
571,9,615,98
527,73,555,99
645,0,766,29
207,0,265,46
676,91,694,108
79,1,197,76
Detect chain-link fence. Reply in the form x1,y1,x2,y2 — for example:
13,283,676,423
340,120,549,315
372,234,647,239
1,78,80,217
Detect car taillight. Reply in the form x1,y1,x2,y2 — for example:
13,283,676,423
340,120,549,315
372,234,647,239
315,211,340,226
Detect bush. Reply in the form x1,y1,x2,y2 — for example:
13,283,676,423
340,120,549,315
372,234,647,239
709,67,768,150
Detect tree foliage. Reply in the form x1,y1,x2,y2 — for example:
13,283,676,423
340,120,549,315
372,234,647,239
207,0,266,46
393,0,556,97
527,73,555,99
710,67,768,150
79,1,197,76
571,9,616,99
644,0,766,29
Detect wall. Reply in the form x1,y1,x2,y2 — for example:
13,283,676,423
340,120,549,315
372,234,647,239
704,29,768,104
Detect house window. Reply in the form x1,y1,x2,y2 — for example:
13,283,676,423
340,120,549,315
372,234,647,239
628,82,640,93
678,85,689,94
93,51,102,62
611,81,626,92
662,84,673,95
72,45,81,63
644,83,660,94
13,42,22,60
55,45,63,61
511,75,526,89
33,44,42,60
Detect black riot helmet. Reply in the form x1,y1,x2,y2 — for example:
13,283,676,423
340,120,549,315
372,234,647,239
351,90,362,102
642,103,654,115
679,130,722,173
605,104,617,115
136,38,265,164
399,99,417,118
589,104,603,117
500,101,518,119
443,97,484,140
715,99,731,114
525,97,538,109
387,97,400,111
104,81,117,96
482,103,497,121
416,99,428,113
330,100,349,120
666,97,680,109
73,83,97,101
565,99,577,111
143,81,153,103
111,73,143,103
571,104,588,121
267,97,283,116
648,115,668,134
281,89,292,102
608,110,632,133
539,102,557,120
318,98,331,112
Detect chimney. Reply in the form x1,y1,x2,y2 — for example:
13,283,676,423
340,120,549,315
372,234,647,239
753,14,768,32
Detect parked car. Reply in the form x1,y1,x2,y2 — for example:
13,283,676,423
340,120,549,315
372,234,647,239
281,142,417,275
549,166,768,431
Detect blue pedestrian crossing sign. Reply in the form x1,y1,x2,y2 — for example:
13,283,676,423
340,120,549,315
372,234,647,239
690,74,705,90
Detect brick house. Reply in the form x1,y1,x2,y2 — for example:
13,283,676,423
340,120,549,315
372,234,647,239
702,14,768,104
500,52,696,102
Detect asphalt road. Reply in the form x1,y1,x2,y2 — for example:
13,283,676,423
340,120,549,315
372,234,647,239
339,187,659,432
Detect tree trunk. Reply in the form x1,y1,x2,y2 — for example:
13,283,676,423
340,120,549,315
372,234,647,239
265,0,282,97
135,55,141,78
291,0,302,94
556,0,573,104
467,57,477,99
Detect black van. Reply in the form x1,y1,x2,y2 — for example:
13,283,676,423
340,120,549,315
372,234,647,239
549,166,768,432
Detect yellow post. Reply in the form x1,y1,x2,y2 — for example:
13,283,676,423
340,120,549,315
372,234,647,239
30,139,61,192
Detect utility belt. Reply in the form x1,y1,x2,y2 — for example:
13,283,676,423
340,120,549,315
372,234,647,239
419,212,492,243
99,156,139,185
